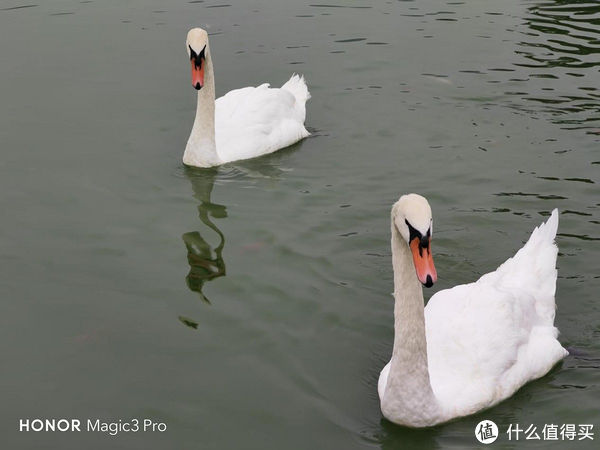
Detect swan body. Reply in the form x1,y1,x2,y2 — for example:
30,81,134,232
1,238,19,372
378,194,567,427
184,28,310,168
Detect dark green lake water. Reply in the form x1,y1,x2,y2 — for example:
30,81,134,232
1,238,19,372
1,1,598,449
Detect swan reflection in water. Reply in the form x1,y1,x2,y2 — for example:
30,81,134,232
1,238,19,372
178,150,299,329
180,167,227,328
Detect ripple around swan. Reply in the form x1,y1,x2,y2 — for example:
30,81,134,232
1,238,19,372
494,191,569,201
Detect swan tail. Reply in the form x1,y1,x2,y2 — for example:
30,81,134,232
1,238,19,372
281,74,311,104
529,208,559,245
481,209,559,323
517,209,559,292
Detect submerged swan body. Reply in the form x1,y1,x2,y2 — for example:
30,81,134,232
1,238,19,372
184,28,310,168
378,194,567,427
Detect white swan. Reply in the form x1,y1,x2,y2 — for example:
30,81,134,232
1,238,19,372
183,28,310,168
378,194,568,427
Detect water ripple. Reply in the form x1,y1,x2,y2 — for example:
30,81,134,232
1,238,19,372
309,4,372,9
1,4,37,10
513,0,600,130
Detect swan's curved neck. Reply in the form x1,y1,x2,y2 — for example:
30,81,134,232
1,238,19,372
184,46,220,167
381,221,441,426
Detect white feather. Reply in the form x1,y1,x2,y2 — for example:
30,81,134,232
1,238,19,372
215,75,310,163
425,209,566,416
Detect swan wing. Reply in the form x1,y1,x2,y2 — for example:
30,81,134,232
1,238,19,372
425,209,567,415
215,75,310,163
378,362,391,402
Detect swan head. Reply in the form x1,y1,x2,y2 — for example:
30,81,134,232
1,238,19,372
186,28,209,90
392,194,437,288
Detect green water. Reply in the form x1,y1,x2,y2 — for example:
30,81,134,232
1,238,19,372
1,1,598,449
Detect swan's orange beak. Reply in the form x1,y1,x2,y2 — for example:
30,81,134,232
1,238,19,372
409,236,437,288
191,59,205,90
189,45,206,90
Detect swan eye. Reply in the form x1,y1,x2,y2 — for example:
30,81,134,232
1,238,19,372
421,228,431,249
405,219,421,242
189,45,206,69
405,219,431,254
